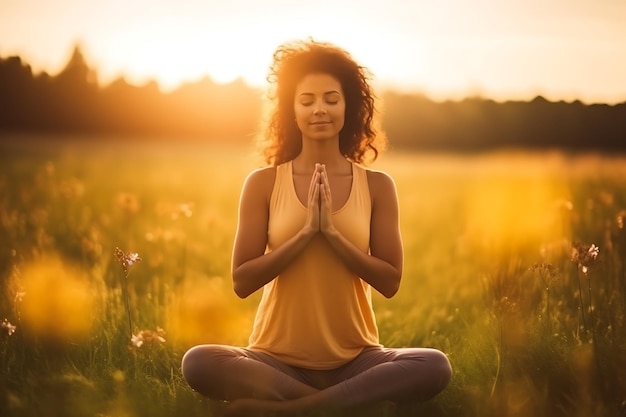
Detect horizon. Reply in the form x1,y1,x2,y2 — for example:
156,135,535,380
2,0,626,105
3,45,624,107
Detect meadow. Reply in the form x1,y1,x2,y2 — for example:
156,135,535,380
1,135,625,417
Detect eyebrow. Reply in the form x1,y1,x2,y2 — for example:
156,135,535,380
298,91,342,97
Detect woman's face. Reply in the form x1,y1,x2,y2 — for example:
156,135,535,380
293,73,345,142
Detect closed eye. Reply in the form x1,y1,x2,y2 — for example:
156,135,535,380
299,100,337,106
324,92,341,104
297,91,342,106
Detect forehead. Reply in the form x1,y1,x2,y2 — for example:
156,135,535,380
295,73,343,94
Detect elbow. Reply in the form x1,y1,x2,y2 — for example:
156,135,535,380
382,284,399,299
233,281,251,299
232,271,251,299
233,284,249,299
382,274,401,298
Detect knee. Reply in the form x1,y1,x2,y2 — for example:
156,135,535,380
429,349,452,395
397,347,452,387
181,344,228,394
181,345,207,390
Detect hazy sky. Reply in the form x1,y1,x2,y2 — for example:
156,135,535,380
1,0,625,103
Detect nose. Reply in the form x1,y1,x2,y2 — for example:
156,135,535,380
313,105,327,115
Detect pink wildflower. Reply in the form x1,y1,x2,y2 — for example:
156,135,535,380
114,247,142,273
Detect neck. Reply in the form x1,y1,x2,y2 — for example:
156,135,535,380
293,138,349,174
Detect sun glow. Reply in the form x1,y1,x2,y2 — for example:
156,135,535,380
95,28,277,89
2,0,626,102
87,3,427,91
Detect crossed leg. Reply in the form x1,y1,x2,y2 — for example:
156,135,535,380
181,345,452,416
181,345,319,401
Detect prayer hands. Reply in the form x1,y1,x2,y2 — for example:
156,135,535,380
318,164,334,235
305,163,334,235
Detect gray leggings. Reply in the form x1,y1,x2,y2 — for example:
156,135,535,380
181,344,452,408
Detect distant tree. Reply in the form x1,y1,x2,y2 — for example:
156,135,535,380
0,56,35,128
1,45,626,150
56,43,98,86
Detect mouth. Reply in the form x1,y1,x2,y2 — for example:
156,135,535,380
310,121,331,125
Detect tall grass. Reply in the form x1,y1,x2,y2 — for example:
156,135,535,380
1,136,625,417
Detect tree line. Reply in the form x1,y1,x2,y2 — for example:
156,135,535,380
1,45,625,152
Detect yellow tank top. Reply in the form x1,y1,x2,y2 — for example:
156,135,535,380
247,160,381,369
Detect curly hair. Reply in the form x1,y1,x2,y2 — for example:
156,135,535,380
260,39,386,166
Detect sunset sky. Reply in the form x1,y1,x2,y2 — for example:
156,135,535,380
1,0,625,104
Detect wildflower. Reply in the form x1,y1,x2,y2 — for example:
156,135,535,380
529,263,559,288
14,291,26,304
115,247,142,337
114,247,142,273
1,318,16,336
571,242,600,275
130,333,144,348
129,327,166,349
529,263,560,333
617,210,626,229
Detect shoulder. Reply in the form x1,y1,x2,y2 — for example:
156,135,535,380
364,168,398,209
244,165,276,186
241,166,277,199
365,168,397,194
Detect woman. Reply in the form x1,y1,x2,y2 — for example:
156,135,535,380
181,39,452,416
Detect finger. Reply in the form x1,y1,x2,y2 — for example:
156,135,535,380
309,180,319,205
322,169,330,189
308,171,320,200
315,163,324,181
320,171,331,201
320,183,330,206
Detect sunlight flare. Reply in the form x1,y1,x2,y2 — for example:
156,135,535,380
464,171,567,250
166,274,250,347
20,255,95,340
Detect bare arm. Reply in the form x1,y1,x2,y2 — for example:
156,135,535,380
231,167,320,298
320,168,403,298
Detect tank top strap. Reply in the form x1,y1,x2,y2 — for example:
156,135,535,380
350,163,371,212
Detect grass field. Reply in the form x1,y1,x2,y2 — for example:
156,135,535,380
1,135,625,417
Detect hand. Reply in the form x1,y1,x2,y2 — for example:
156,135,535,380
304,164,322,233
318,164,336,235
